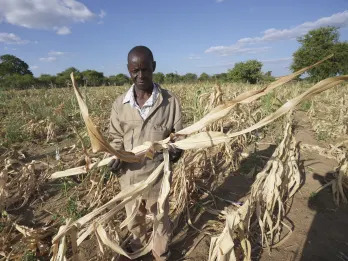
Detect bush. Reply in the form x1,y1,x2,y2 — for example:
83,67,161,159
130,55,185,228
0,74,36,90
227,60,263,84
108,74,130,86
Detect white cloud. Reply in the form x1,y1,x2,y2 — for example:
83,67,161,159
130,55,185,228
97,9,106,24
0,32,28,44
39,50,66,62
205,10,348,56
238,10,348,45
216,0,225,2
99,10,106,19
188,54,202,60
30,65,39,70
39,56,57,62
205,46,270,56
0,0,95,35
48,51,65,56
56,26,71,35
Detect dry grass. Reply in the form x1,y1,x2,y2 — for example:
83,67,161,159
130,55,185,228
0,62,348,260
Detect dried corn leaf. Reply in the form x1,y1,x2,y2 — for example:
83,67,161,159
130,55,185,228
332,156,348,205
50,163,97,179
174,76,348,151
70,73,140,163
209,119,301,261
52,162,164,244
177,55,333,135
96,224,154,259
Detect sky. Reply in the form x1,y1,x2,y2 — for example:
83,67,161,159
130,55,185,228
0,0,347,77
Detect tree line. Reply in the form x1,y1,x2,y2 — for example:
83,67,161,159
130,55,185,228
0,56,275,90
0,26,347,90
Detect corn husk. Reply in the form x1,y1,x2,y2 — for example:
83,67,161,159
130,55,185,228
70,73,142,163
209,118,300,261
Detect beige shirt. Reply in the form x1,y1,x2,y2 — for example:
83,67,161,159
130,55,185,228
109,84,183,200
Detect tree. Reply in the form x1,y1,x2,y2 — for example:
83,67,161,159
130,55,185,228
227,60,263,84
37,74,56,88
0,74,35,89
333,42,348,75
291,26,348,81
164,73,181,84
181,73,197,83
153,72,165,84
81,70,104,86
108,74,130,86
0,54,32,79
198,72,210,82
56,67,82,87
212,73,228,83
261,71,275,83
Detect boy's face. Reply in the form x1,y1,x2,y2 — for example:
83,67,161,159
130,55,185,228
127,52,156,91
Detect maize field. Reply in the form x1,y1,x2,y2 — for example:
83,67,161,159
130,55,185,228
0,57,348,261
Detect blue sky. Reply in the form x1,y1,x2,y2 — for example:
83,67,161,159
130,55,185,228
0,0,347,77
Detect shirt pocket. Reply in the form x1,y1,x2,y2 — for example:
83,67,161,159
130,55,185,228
121,120,141,150
150,124,170,141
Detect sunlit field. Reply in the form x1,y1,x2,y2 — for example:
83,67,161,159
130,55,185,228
0,81,347,260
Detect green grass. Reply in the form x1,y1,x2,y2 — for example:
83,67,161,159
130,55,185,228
0,85,127,146
309,191,318,199
300,100,312,111
21,251,36,261
2,118,29,145
317,130,329,141
66,196,86,220
58,178,77,196
261,92,277,114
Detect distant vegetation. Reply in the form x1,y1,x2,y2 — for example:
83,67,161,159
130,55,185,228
0,26,347,90
291,26,348,82
0,56,274,89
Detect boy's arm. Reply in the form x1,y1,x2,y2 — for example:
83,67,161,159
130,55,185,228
109,102,124,151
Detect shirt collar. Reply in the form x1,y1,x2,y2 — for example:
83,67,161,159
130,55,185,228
123,83,158,105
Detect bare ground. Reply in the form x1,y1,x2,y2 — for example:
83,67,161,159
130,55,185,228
171,111,348,261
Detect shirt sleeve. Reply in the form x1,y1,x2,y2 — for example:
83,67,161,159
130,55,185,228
109,102,124,151
173,95,183,133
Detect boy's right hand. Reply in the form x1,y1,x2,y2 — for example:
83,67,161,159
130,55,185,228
108,158,122,173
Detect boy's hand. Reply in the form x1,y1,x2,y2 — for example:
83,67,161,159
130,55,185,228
169,147,183,163
108,158,122,174
153,147,183,163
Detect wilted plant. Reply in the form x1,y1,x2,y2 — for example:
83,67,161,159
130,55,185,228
47,56,348,260
209,118,300,261
1,55,347,260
